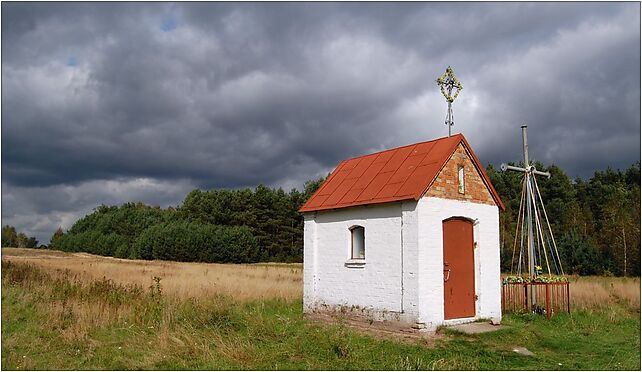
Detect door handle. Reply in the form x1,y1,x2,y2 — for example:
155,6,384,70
444,268,451,282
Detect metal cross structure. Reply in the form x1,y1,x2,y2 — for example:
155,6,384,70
501,125,564,308
436,66,463,137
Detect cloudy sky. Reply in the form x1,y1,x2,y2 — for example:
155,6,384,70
2,2,640,243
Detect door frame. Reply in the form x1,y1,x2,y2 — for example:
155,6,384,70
442,216,477,320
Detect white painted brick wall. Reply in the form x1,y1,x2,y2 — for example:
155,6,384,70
417,197,502,328
303,202,419,315
302,197,501,329
303,214,317,311
401,201,419,319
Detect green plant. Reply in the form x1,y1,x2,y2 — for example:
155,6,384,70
503,275,569,284
2,262,640,370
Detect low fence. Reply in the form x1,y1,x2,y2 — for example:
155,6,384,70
502,281,570,319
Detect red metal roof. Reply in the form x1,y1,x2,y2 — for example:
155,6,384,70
299,133,505,213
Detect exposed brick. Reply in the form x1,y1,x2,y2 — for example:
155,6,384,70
425,144,496,206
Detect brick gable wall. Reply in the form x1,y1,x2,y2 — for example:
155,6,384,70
424,143,496,206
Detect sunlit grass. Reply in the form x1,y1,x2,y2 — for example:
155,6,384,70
568,275,640,310
2,249,640,370
2,248,301,301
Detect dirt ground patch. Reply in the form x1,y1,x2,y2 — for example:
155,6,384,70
304,312,447,346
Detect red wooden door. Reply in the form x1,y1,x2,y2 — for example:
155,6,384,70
443,217,476,320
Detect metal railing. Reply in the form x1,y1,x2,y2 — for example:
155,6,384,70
502,281,570,319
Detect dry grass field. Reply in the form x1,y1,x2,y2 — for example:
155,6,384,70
1,248,301,301
567,274,640,310
1,248,640,370
3,248,638,310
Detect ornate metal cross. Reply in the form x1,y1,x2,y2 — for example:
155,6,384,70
436,66,463,137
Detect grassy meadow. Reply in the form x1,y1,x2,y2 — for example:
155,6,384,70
2,248,640,370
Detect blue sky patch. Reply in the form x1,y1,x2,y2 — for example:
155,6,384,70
66,56,78,66
160,14,177,32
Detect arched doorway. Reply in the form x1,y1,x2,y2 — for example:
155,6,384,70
442,217,476,320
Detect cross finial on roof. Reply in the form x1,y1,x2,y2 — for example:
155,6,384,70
436,66,463,137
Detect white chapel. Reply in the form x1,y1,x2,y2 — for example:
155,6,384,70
299,133,504,330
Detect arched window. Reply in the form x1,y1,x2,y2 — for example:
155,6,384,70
350,226,365,259
458,165,465,194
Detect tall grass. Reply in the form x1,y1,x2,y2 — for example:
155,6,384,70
1,260,288,357
6,249,640,312
568,275,640,310
2,254,640,370
2,260,436,370
2,248,301,301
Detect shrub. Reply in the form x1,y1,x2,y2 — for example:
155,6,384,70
51,231,126,257
113,243,132,259
132,221,259,263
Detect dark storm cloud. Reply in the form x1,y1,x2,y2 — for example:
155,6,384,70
1,178,196,244
2,2,640,242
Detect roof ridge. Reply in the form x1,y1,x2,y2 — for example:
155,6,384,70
339,133,463,163
298,133,505,213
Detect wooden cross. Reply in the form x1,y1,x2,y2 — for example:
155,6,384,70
501,125,550,306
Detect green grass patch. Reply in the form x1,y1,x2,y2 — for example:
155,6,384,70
2,261,639,370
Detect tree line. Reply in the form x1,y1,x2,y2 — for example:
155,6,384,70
1,226,39,248
487,161,640,276
46,179,325,263
8,162,639,276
